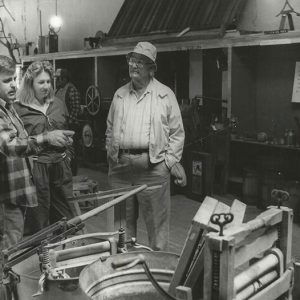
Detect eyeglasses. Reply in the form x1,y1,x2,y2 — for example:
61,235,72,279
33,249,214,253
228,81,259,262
127,58,153,69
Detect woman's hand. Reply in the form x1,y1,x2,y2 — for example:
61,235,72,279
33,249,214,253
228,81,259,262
45,130,75,147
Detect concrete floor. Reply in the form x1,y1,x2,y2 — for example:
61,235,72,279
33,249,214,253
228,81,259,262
77,166,300,261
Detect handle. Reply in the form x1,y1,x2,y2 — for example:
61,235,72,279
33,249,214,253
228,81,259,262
271,189,289,208
111,254,145,270
210,213,234,236
68,184,147,224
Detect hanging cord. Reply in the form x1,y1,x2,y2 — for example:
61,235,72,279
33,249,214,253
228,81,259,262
184,126,229,149
112,256,181,300
141,261,180,300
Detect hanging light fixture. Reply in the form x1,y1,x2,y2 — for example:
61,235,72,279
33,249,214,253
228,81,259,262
49,0,62,34
48,0,62,52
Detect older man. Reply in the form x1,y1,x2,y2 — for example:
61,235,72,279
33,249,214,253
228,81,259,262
106,42,186,250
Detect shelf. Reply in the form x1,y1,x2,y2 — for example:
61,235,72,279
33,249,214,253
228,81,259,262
21,30,300,62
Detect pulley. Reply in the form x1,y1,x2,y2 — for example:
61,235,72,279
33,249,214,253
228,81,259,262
81,123,93,148
85,85,100,116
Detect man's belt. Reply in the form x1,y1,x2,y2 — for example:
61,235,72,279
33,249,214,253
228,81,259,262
119,148,148,155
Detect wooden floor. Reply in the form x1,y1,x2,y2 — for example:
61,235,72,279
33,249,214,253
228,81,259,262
78,167,300,259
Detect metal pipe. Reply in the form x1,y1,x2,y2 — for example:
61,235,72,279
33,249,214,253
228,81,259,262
68,184,147,225
234,253,279,292
50,241,111,262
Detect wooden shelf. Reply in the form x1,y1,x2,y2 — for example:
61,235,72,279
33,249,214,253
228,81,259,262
21,30,300,62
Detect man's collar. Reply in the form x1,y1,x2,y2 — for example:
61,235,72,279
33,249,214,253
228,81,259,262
129,78,153,94
117,78,168,99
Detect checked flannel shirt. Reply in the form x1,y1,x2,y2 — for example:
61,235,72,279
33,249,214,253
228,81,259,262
0,98,46,207
56,82,81,125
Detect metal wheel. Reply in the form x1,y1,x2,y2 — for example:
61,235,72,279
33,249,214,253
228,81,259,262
85,85,100,116
81,123,93,148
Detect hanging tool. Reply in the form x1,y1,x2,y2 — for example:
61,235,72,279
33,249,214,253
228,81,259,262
276,0,300,30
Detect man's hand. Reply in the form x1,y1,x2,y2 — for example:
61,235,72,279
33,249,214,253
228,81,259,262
45,130,75,147
170,162,187,187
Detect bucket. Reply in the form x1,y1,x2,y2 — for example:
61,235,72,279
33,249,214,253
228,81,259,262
242,169,259,206
79,251,179,300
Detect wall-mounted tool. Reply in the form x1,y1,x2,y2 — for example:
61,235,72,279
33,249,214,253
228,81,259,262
276,0,300,30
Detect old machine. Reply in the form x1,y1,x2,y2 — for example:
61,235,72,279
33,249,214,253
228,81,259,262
2,185,149,299
2,187,296,300
78,191,295,299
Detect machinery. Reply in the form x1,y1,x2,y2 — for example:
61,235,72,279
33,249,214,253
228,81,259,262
2,186,295,300
78,84,107,165
2,185,147,299
76,191,293,300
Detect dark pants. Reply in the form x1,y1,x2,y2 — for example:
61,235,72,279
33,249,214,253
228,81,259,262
108,152,170,251
25,158,74,234
0,204,25,298
0,204,25,249
69,123,81,176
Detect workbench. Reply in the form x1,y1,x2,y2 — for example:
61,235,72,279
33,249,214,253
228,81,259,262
230,137,300,182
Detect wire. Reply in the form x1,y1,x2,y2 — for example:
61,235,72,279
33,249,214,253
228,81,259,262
184,127,229,149
142,262,181,300
55,0,58,16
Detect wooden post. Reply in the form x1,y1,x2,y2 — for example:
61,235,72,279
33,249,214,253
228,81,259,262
203,233,235,300
278,206,293,300
278,207,293,269
176,286,193,300
169,196,220,294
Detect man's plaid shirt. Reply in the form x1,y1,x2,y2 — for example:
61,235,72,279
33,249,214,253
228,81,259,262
55,82,81,125
0,98,45,206
67,85,81,124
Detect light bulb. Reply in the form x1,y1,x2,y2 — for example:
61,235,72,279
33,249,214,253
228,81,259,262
49,15,63,29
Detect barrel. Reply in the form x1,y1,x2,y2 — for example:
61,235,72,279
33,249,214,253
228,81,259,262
79,251,179,300
242,169,259,206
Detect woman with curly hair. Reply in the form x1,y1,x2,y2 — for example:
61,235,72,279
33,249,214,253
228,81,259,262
14,60,74,232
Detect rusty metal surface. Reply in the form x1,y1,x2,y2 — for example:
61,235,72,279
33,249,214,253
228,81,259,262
79,251,179,300
108,0,246,38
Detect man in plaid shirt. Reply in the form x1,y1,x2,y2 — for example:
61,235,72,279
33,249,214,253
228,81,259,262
55,68,81,175
0,55,74,298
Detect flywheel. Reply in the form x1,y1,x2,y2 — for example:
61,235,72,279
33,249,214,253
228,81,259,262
85,85,101,116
